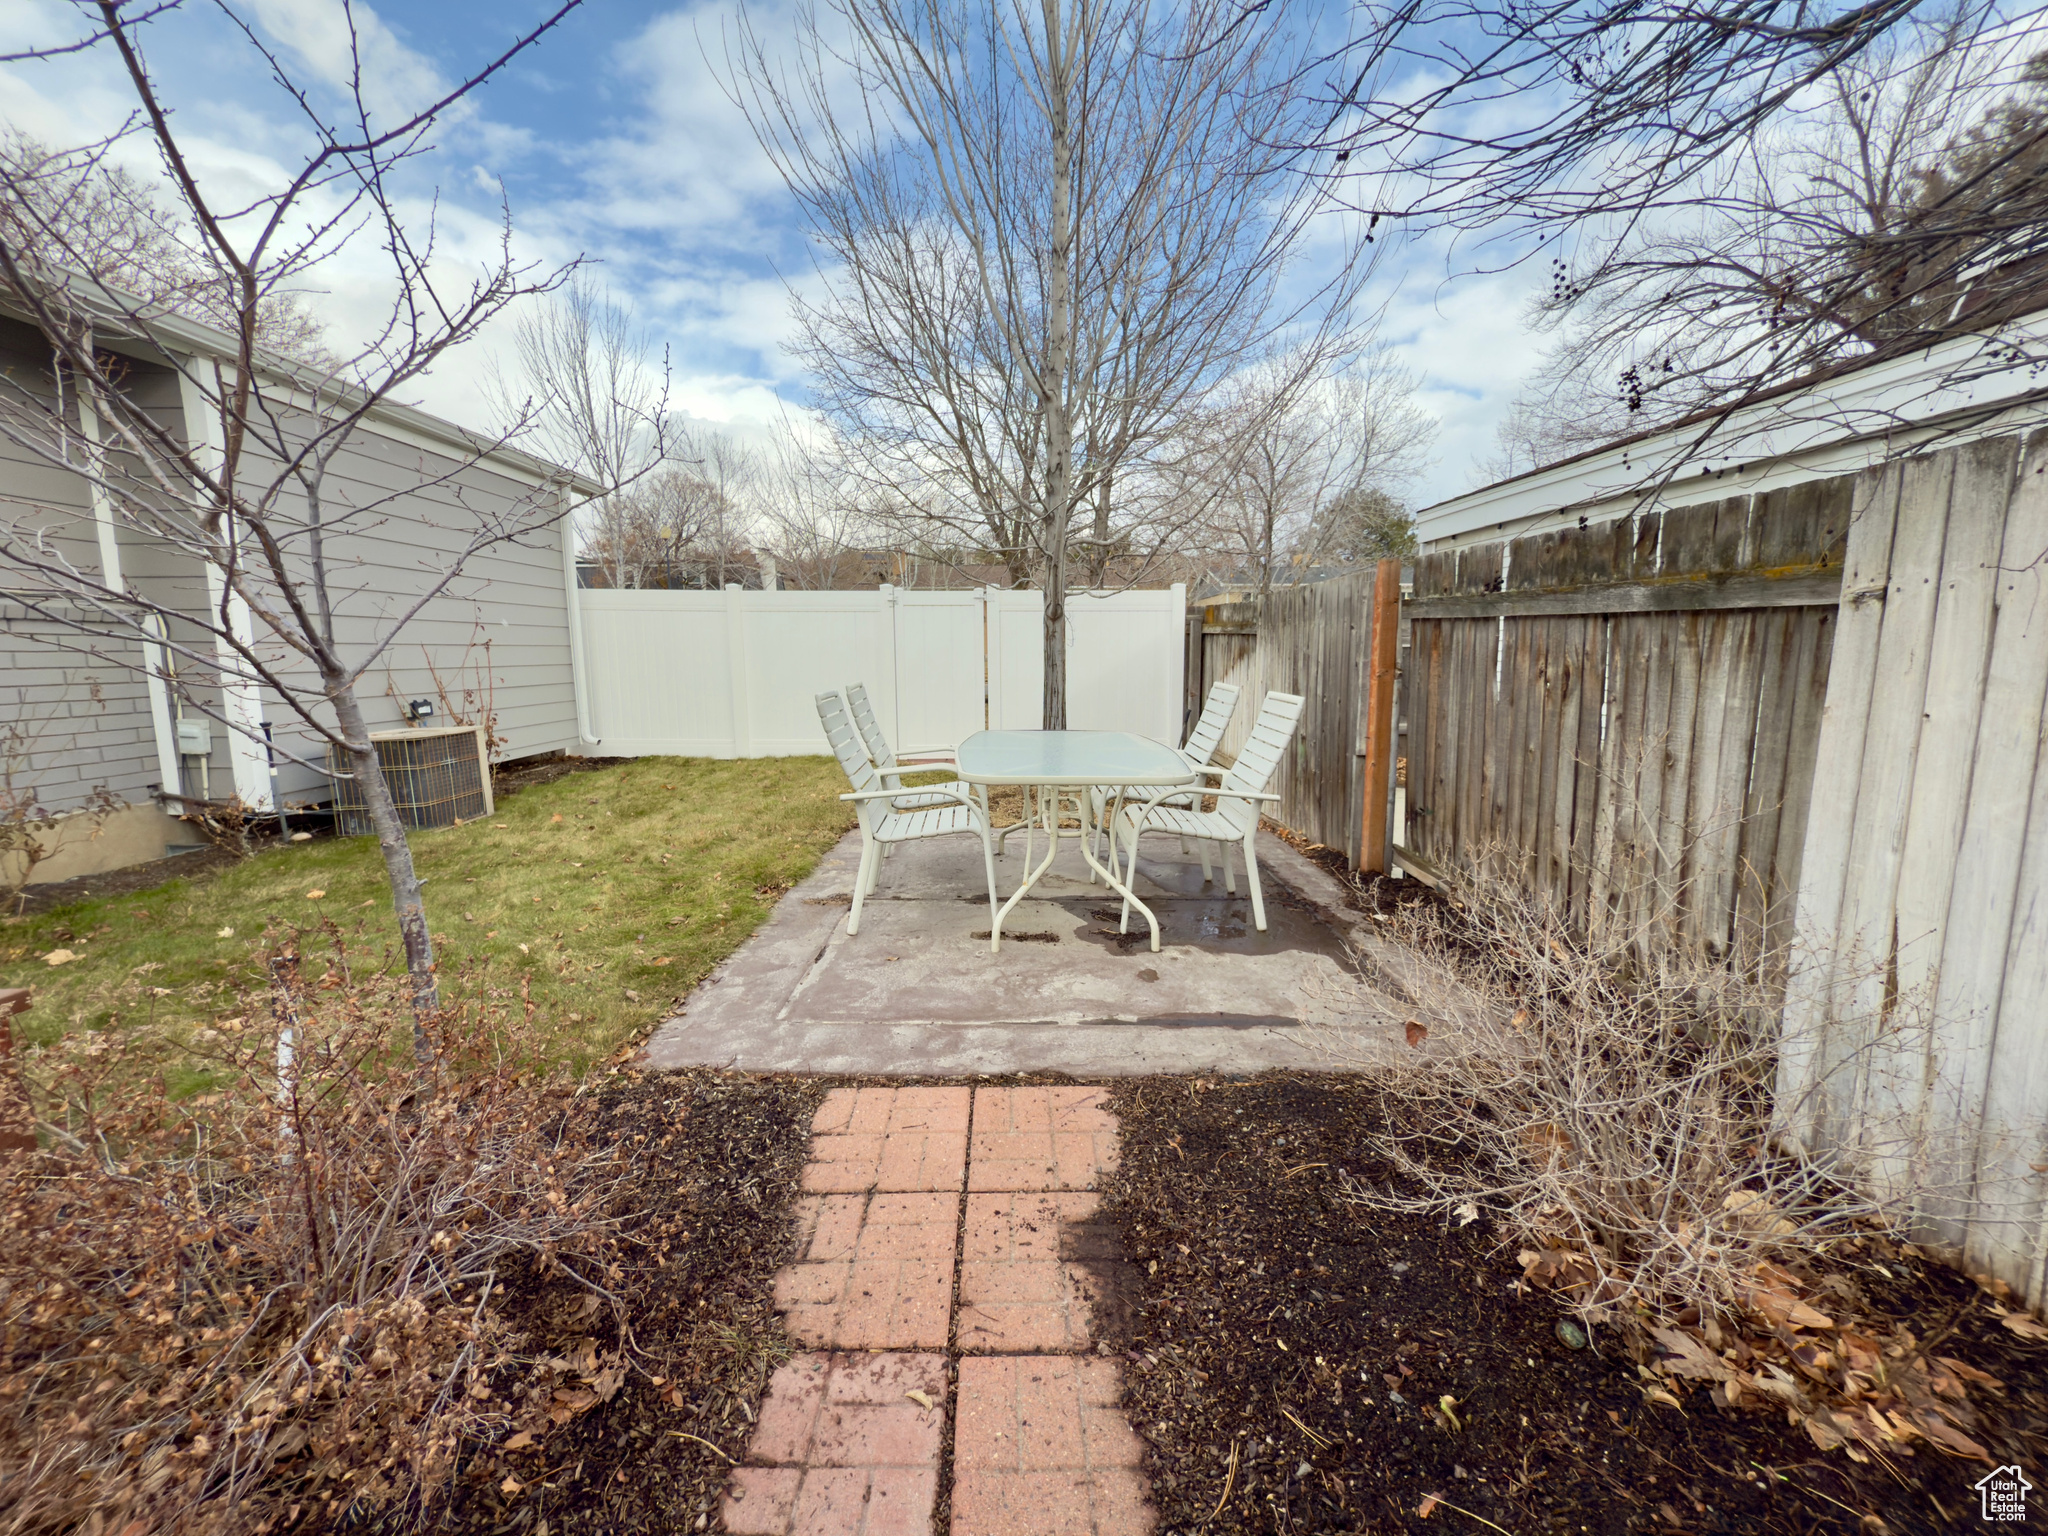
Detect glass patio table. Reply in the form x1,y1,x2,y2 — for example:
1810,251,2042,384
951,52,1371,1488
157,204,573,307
954,729,1199,953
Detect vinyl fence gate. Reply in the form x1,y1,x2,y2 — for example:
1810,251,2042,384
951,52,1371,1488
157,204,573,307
573,583,1188,758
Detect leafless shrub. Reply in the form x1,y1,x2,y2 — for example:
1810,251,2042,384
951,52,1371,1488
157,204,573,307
1332,869,1936,1334
1,708,122,912
0,932,629,1534
175,792,260,862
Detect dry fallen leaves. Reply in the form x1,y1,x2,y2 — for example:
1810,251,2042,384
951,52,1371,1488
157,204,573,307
1997,1308,2048,1342
1525,1241,2009,1466
43,949,76,966
905,1389,936,1411
1404,1020,1429,1048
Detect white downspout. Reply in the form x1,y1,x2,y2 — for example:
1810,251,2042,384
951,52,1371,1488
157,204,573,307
559,490,601,748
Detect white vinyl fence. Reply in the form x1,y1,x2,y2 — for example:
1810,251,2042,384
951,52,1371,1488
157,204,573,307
573,584,1187,758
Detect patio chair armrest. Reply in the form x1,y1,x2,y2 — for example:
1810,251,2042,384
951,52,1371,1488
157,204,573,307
893,753,959,765
842,786,984,812
1212,790,1282,804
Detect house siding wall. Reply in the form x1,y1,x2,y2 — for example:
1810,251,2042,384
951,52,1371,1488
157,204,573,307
0,317,179,822
2,312,582,852
209,402,580,804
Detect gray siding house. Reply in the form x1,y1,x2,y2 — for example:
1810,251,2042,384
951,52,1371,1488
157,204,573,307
1,302,598,885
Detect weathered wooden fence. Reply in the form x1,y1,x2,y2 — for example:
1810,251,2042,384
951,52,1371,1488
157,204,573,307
1775,430,2048,1304
1402,430,2048,1305
1189,572,1376,855
1404,477,1847,966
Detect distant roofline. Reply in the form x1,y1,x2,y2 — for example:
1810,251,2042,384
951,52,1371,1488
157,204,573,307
1418,307,2048,547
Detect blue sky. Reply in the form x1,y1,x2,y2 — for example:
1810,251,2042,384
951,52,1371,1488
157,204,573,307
0,0,1551,506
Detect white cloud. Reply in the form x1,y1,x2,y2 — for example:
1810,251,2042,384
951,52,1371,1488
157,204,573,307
240,0,455,131
1373,255,1549,508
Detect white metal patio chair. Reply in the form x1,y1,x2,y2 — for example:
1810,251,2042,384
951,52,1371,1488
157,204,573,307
843,681,981,812
1106,689,1306,933
844,680,1004,860
1086,679,1241,872
818,690,999,936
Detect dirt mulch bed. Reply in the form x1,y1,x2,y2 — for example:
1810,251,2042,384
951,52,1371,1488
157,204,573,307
406,1067,823,1536
492,753,634,798
7,844,242,916
1095,1074,2048,1536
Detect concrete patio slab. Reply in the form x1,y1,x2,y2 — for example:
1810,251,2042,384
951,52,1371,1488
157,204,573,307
642,826,1420,1077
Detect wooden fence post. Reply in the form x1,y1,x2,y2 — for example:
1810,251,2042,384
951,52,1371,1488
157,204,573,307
1358,559,1402,873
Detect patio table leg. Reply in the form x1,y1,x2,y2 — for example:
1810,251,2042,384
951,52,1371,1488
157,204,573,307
988,781,1062,953
1079,793,1163,953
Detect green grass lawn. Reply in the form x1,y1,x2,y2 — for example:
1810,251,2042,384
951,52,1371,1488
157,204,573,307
0,757,855,1079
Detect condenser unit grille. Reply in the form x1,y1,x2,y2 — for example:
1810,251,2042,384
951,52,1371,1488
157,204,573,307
328,726,493,835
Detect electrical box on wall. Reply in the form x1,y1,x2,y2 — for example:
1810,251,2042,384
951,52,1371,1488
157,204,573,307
175,719,212,755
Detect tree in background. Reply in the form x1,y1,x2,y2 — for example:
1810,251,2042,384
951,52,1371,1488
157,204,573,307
1301,485,1418,567
729,0,1375,726
1490,3,2048,464
490,273,675,587
1185,349,1432,607
1305,0,2045,486
0,129,330,364
0,2,586,1053
753,425,877,590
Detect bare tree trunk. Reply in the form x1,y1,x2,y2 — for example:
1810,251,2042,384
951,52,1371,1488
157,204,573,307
1039,0,1075,731
1258,494,1276,621
330,684,437,1063
1088,472,1112,585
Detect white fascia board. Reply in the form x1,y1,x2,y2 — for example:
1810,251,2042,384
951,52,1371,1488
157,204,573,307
1417,319,2048,548
164,346,602,501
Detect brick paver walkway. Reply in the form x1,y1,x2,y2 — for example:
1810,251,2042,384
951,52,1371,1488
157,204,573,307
724,1086,1152,1536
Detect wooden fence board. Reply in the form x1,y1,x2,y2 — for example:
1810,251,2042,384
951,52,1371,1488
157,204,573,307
1506,617,1538,883
1568,616,1606,930
1871,437,2016,1209
1534,618,1567,902
1825,449,1955,1162
1681,609,1733,951
1734,607,1797,972
1703,609,1767,956
1778,461,1905,1151
1969,749,2048,1303
1767,605,1834,971
1456,621,1486,864
1588,615,1634,948
1937,428,2048,1258
1197,573,1373,854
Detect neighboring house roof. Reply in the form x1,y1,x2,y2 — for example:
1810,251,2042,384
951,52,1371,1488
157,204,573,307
1416,307,2048,549
0,272,602,500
